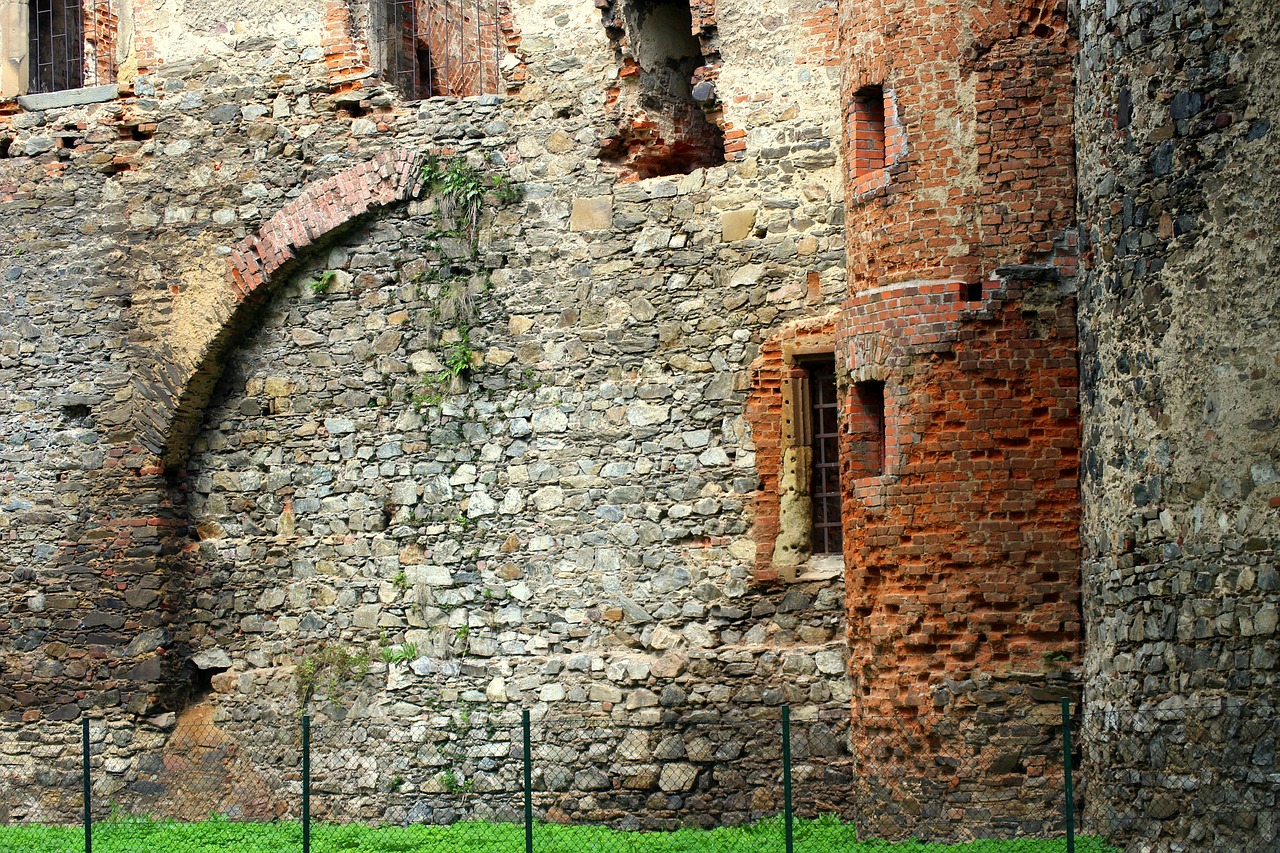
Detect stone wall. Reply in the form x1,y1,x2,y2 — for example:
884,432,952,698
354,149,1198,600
1,0,1277,841
1074,0,1280,846
0,0,855,826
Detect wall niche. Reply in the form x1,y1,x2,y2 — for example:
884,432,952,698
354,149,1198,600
599,0,725,179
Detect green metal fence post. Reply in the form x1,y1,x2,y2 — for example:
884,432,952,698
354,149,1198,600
1062,697,1075,853
783,705,794,853
303,715,311,853
523,709,534,853
81,715,91,853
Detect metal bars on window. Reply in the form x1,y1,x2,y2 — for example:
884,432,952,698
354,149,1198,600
373,0,504,99
808,360,844,555
27,0,115,94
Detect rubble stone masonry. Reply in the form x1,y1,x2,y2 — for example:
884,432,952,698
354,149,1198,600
0,0,1275,845
1075,0,1280,846
0,0,853,827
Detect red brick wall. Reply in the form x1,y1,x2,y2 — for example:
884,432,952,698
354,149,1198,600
87,0,118,85
839,0,1077,290
129,0,157,77
831,274,1082,838
323,0,374,92
835,278,1081,713
831,0,1083,832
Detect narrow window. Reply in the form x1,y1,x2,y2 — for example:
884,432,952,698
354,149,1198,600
807,358,844,554
852,380,886,477
852,85,886,177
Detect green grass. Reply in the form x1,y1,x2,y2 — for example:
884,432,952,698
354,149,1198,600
0,817,1120,853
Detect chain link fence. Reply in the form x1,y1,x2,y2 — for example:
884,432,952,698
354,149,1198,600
1,701,1275,852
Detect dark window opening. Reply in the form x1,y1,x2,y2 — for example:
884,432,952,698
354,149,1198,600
806,358,844,555
375,0,504,99
599,0,725,179
965,281,984,302
852,85,886,176
27,0,114,94
852,380,886,477
29,0,85,94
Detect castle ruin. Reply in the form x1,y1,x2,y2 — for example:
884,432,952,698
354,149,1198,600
0,0,1276,847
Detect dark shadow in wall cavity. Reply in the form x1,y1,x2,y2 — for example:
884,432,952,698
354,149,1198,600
600,0,726,179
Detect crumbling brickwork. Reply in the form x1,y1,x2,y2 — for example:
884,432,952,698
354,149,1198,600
839,0,1077,290
832,0,1083,836
837,275,1081,713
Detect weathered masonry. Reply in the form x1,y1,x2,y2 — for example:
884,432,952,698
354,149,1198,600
0,0,1277,847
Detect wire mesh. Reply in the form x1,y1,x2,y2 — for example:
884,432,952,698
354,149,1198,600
0,724,84,829
27,0,117,94
1077,701,1279,853
0,702,1276,852
371,0,505,99
89,717,298,852
845,708,1073,849
310,708,525,849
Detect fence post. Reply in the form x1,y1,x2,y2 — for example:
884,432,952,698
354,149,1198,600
303,715,311,853
522,709,533,853
1061,697,1075,853
81,715,91,853
783,705,794,853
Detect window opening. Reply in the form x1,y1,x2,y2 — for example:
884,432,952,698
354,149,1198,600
27,0,115,94
852,379,886,478
807,358,844,554
374,0,504,99
851,85,886,176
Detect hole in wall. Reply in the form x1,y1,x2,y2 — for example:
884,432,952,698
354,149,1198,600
599,0,726,179
852,380,886,477
119,123,155,141
188,663,229,708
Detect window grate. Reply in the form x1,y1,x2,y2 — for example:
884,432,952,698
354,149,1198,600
373,0,505,99
808,360,844,555
28,0,115,95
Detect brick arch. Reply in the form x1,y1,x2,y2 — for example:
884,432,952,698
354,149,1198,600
133,149,425,467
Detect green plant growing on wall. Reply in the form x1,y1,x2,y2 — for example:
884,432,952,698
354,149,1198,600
415,329,480,411
380,642,420,664
410,154,522,412
439,769,475,795
307,270,339,295
294,644,371,712
420,155,521,243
